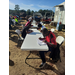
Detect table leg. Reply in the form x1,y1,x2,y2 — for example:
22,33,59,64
25,51,41,60
25,51,41,69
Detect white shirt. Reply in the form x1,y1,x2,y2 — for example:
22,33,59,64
41,25,46,30
39,22,46,30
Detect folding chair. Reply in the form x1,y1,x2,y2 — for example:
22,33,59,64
47,36,65,62
15,29,24,46
56,36,65,62
56,36,64,46
54,36,65,62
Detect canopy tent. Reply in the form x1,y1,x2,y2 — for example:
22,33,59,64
54,5,64,7
54,2,65,25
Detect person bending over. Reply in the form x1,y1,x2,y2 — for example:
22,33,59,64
39,28,57,68
25,17,33,27
36,19,46,37
21,25,33,39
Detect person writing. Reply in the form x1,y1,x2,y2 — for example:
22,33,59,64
35,19,46,37
25,17,33,27
21,17,33,39
39,28,57,68
21,24,33,39
36,19,46,31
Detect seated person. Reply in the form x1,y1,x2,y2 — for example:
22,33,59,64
15,18,18,25
25,17,33,27
39,28,57,68
9,16,12,29
35,16,41,22
21,25,33,38
37,23,46,32
36,19,46,31
36,19,46,37
12,17,16,25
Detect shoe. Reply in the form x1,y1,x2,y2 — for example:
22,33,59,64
39,62,46,68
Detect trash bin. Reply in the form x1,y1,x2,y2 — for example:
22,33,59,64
58,24,62,31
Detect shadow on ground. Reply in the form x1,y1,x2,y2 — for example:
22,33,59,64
60,46,65,57
9,59,14,66
25,60,61,75
9,51,14,66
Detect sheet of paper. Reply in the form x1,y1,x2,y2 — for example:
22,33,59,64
37,39,47,46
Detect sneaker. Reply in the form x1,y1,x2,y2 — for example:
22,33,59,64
39,62,46,68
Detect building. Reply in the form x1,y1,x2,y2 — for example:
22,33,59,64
54,2,65,24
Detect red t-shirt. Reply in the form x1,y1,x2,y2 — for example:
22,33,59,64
45,31,57,47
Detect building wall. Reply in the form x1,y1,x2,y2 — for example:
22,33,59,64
54,2,65,24
54,7,59,22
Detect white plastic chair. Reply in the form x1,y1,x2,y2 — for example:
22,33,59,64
15,29,24,40
56,36,64,46
55,36,64,62
51,28,55,32
47,36,64,62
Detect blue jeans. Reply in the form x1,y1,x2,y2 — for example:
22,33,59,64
39,45,53,63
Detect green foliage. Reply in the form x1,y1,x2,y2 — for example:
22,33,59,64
26,9,31,15
31,10,34,15
9,5,54,17
14,5,20,10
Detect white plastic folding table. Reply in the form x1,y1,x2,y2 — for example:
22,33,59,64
21,29,48,65
31,20,38,28
21,29,48,51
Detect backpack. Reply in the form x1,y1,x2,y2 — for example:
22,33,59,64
49,33,61,62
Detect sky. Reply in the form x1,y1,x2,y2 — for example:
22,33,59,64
9,0,65,11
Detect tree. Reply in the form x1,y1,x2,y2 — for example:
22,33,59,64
20,10,26,13
14,5,20,10
31,10,34,16
26,9,31,15
38,9,43,14
20,10,26,17
14,5,20,15
38,9,54,17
